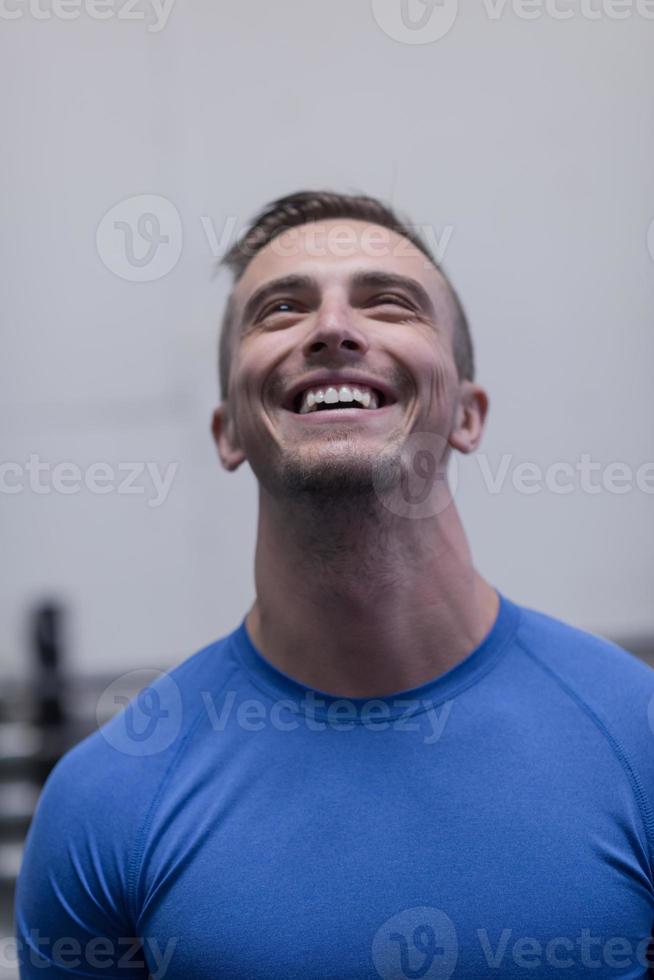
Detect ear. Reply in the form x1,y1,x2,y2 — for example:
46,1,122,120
211,403,247,471
448,380,489,454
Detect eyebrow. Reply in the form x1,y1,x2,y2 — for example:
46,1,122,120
239,270,436,328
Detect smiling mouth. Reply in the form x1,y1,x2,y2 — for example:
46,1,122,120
289,383,392,415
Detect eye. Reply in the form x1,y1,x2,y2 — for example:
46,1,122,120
365,294,418,319
368,293,414,309
258,299,302,321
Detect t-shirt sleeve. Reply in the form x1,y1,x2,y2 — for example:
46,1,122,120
14,728,156,978
518,612,654,890
13,641,225,978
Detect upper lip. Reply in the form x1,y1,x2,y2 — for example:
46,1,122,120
282,373,399,412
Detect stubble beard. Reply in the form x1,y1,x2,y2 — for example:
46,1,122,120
265,426,405,506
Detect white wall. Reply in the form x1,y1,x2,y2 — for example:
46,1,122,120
1,0,653,678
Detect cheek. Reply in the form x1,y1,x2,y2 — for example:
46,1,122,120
223,359,259,439
228,344,287,437
430,360,457,405
402,336,457,408
237,333,295,403
229,343,266,408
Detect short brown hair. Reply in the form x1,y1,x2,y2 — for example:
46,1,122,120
217,189,474,399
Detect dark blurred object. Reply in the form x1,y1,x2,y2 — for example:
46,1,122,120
1,602,159,899
31,601,67,729
29,601,72,783
614,636,654,669
0,601,74,894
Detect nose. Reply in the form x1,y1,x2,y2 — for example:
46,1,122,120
302,300,370,359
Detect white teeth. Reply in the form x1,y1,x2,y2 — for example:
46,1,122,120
296,382,383,413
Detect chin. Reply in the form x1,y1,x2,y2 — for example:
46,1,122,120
266,441,403,502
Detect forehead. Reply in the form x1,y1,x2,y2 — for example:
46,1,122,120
232,217,450,314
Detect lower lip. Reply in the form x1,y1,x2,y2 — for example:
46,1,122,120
283,405,396,423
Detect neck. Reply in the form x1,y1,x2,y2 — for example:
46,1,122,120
245,485,499,698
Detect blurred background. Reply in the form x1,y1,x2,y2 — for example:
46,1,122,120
1,0,653,974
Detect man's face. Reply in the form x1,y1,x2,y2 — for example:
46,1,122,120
213,218,482,500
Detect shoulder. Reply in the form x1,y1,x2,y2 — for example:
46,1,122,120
512,598,654,708
16,627,245,940
46,627,240,778
37,624,243,810
511,598,654,833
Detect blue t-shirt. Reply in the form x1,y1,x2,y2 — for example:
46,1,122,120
14,590,654,978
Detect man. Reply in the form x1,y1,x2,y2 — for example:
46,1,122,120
15,190,654,978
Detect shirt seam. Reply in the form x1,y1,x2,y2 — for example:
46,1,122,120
126,657,242,927
233,605,523,721
515,633,654,882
